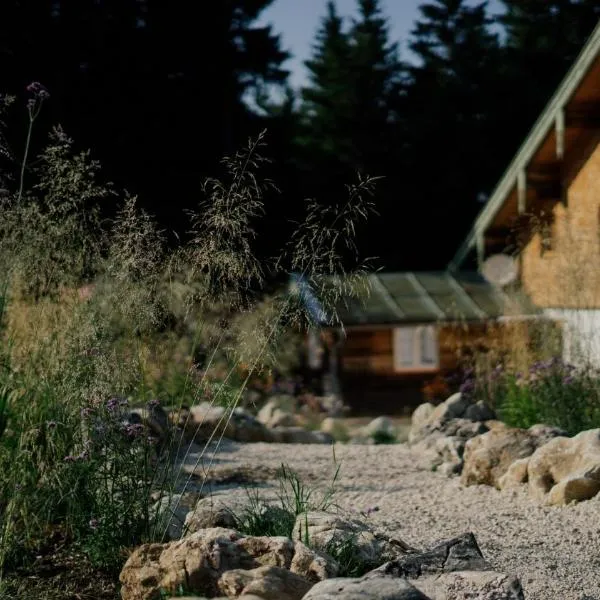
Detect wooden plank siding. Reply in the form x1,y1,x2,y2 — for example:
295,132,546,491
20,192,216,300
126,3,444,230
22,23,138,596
337,323,488,414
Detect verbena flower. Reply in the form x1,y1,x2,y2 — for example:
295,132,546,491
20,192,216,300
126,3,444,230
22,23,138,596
459,379,475,396
26,81,50,100
123,423,145,439
106,397,120,411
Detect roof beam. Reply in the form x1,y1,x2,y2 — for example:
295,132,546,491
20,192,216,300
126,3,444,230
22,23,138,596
444,273,487,319
556,108,565,159
405,273,445,319
517,169,527,214
368,275,405,319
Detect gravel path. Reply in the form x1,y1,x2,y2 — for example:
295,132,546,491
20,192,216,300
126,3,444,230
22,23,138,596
191,440,600,600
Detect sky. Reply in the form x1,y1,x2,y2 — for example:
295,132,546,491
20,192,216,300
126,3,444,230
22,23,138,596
258,0,502,91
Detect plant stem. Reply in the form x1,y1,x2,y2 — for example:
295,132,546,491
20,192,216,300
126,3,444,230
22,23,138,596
17,117,33,203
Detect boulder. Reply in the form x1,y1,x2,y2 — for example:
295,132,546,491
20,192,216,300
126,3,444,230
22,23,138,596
294,511,415,568
304,533,524,600
257,396,299,428
412,570,524,600
267,409,300,428
151,492,201,541
528,428,600,505
498,457,531,490
410,403,435,441
218,565,312,600
270,428,334,444
461,427,542,489
257,396,296,421
184,494,248,535
119,527,335,600
409,393,496,475
129,403,170,441
361,416,397,441
372,533,490,578
302,575,430,600
179,402,275,443
463,401,496,423
411,419,489,475
320,417,349,441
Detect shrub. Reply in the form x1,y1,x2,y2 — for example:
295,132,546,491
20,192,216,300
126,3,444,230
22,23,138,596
498,359,600,435
462,357,600,435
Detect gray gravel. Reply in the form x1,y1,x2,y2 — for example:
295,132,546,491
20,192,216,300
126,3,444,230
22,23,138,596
191,440,600,600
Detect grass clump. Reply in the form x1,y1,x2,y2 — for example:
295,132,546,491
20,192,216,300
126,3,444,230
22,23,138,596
324,534,372,577
232,455,341,540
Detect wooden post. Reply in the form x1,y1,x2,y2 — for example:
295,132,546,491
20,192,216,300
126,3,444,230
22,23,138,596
517,169,527,214
556,108,565,160
476,230,485,270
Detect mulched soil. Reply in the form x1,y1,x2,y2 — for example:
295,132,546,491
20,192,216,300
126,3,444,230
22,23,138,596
0,529,121,600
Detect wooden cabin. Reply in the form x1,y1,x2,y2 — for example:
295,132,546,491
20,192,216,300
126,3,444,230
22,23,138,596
299,272,542,416
449,18,600,367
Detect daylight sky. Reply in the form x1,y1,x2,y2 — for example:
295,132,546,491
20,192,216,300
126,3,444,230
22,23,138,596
259,0,502,90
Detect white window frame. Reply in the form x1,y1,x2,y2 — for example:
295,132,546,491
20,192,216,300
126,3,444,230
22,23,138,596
393,325,439,371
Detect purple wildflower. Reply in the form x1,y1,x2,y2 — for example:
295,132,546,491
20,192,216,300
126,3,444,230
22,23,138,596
106,397,120,411
26,82,50,100
89,518,99,531
147,398,161,409
459,379,475,396
363,505,379,517
123,423,145,439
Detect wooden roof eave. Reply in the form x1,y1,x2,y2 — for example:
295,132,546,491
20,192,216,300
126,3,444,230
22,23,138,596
448,18,600,271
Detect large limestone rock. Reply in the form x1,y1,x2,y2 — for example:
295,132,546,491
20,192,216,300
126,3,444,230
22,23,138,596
408,393,495,475
411,418,489,475
498,457,531,490
184,494,248,535
150,492,202,541
461,425,565,489
412,570,524,600
372,533,490,578
257,396,298,428
361,416,397,441
218,565,312,600
119,528,336,600
293,511,416,568
302,576,430,599
270,428,334,444
304,533,523,600
176,402,275,444
528,428,600,505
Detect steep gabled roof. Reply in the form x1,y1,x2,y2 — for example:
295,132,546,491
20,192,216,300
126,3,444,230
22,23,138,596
449,19,600,270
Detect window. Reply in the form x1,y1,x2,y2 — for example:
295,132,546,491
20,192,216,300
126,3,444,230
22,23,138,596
393,326,438,371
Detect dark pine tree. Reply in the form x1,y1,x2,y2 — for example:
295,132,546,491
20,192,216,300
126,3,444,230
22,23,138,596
297,0,404,268
497,0,600,159
0,0,290,239
403,0,504,267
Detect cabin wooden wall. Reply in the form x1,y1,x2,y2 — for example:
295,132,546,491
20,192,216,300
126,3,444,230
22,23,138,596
520,136,600,308
338,322,492,415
